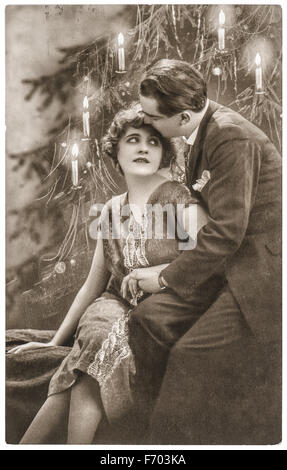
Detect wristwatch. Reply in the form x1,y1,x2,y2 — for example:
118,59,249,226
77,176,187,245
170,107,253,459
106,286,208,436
158,272,168,290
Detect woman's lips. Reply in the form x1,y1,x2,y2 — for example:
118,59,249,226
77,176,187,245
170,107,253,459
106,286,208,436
133,157,150,163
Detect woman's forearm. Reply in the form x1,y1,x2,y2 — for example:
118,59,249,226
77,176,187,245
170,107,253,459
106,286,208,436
50,284,99,346
50,237,109,346
144,263,169,274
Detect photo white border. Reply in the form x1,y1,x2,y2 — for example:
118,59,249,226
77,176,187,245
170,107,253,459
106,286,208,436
1,0,286,451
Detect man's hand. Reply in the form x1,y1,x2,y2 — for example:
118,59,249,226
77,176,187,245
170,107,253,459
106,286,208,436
121,266,163,299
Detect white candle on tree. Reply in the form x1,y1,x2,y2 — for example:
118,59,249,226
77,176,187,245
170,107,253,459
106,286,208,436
71,143,79,186
218,10,225,51
117,33,125,72
255,53,263,91
83,96,90,137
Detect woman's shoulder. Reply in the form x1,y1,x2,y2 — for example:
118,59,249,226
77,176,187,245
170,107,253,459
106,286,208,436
154,179,190,194
150,179,194,205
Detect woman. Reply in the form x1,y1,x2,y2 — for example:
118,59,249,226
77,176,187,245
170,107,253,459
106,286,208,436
8,103,207,444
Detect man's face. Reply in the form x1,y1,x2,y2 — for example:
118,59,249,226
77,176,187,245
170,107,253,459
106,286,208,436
140,95,182,138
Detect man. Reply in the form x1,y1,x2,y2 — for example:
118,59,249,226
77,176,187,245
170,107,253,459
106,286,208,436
126,59,281,444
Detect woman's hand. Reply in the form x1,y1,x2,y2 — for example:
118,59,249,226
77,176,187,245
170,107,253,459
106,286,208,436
121,266,165,299
121,272,140,300
7,341,55,354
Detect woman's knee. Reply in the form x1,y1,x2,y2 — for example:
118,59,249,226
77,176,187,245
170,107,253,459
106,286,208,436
47,389,70,405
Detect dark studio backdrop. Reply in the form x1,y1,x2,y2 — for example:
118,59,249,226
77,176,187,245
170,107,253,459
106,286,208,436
6,4,282,330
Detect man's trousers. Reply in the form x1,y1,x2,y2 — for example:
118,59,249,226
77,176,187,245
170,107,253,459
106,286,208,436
128,281,281,444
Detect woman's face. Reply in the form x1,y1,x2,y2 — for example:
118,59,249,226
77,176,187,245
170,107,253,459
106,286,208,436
117,125,163,177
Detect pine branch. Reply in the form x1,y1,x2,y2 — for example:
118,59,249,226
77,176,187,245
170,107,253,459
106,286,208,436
9,5,281,291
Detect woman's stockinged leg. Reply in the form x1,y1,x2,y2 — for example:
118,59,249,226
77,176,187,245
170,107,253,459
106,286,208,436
67,373,103,444
20,390,70,444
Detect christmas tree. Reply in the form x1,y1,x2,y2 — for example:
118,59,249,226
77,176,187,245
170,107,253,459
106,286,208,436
6,4,282,328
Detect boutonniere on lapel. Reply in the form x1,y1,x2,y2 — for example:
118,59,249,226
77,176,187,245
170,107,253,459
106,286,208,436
192,170,211,192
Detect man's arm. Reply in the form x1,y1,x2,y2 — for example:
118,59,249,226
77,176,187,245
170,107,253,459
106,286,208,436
161,138,261,300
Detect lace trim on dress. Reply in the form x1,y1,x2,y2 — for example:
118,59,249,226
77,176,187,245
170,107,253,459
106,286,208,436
122,209,150,306
87,311,136,387
123,209,149,270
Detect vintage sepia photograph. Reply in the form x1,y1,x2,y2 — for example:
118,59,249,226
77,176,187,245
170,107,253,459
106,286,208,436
5,3,282,447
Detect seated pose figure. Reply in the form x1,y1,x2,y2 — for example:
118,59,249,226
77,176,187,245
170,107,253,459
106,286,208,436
7,103,207,444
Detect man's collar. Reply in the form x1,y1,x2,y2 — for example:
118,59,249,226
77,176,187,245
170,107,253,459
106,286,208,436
183,98,210,146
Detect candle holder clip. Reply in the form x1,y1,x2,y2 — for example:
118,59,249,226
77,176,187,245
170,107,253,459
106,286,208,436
214,48,231,58
71,184,83,191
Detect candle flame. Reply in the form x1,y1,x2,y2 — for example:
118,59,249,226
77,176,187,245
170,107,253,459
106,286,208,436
72,143,79,159
219,9,225,26
255,53,261,67
212,67,222,76
83,96,89,109
118,32,124,47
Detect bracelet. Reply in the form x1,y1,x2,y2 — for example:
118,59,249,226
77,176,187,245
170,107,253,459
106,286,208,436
158,273,168,290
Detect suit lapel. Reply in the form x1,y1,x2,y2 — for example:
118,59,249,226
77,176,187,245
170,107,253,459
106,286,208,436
186,100,221,188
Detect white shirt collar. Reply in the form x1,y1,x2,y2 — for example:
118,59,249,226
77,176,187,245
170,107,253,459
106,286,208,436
183,98,210,146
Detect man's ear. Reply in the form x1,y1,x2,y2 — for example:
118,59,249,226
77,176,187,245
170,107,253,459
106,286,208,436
179,111,192,126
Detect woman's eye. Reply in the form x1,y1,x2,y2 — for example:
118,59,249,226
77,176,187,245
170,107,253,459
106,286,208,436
127,137,138,143
149,138,160,146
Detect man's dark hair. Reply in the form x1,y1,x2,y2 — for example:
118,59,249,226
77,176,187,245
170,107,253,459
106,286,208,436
140,59,207,116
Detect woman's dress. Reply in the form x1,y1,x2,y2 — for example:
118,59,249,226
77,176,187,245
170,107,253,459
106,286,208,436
46,181,195,422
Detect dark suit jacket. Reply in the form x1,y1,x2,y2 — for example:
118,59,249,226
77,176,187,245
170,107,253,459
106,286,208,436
162,100,282,342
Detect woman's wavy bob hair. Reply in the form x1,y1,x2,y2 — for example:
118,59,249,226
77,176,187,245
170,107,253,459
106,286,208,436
101,103,176,170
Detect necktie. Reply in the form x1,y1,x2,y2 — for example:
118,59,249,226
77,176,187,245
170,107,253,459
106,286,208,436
184,144,193,188
184,144,193,165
